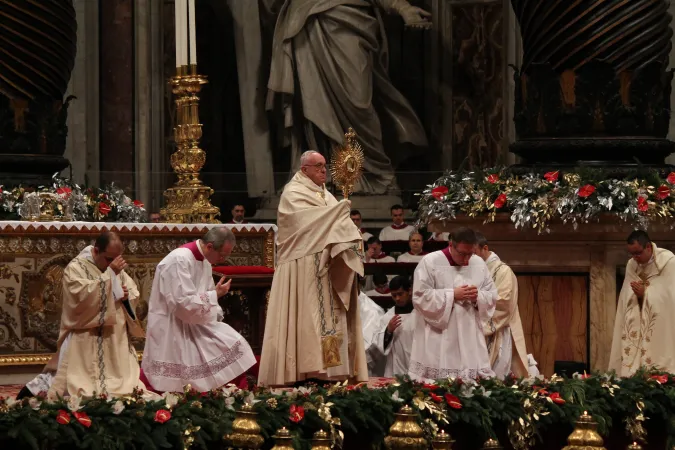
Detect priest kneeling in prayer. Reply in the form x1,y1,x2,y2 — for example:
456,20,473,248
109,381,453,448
408,227,498,382
44,231,148,398
609,230,675,376
142,227,256,392
368,276,416,377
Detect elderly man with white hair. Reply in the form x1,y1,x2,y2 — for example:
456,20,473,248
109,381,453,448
142,227,256,392
258,150,369,386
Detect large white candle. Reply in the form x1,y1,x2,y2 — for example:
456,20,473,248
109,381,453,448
188,0,197,65
174,0,181,67
179,0,188,67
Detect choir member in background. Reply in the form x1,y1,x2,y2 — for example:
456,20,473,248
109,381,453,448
350,209,373,241
364,272,391,297
368,276,416,377
474,232,529,378
364,237,395,263
229,204,247,224
48,232,149,398
379,205,414,241
408,227,498,382
397,232,427,263
609,230,675,376
142,227,256,392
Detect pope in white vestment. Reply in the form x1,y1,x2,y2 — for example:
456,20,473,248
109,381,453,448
609,231,675,376
142,229,256,392
408,229,498,382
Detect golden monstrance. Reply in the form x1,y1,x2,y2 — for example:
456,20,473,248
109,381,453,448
330,128,365,200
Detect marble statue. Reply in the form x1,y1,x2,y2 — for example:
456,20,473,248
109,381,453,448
265,0,431,194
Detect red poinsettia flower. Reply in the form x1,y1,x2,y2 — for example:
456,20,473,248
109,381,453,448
577,184,596,198
444,393,462,410
98,202,111,216
537,388,549,396
637,196,649,212
56,409,70,425
549,392,565,405
486,174,499,184
657,185,670,200
430,393,443,403
494,193,507,209
73,411,92,428
56,187,72,198
154,409,171,423
423,383,439,391
651,374,669,384
289,404,305,423
544,171,559,182
431,186,449,200
133,199,144,208
667,172,675,185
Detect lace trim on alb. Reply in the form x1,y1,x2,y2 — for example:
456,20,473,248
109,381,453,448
409,360,494,380
144,341,245,380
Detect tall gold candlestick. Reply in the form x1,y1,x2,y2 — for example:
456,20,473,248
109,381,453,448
160,66,220,223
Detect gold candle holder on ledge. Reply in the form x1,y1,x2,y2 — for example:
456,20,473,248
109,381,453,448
160,64,220,223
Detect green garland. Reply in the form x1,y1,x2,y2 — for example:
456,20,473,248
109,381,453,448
416,166,675,232
1,370,674,450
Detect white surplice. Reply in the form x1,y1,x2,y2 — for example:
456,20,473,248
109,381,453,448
369,307,415,377
397,252,426,263
142,241,256,392
409,251,498,382
379,224,414,241
359,292,386,376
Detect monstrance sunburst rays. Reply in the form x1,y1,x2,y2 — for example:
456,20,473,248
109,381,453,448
330,128,365,199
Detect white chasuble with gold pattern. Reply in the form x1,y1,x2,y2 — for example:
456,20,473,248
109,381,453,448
609,243,675,377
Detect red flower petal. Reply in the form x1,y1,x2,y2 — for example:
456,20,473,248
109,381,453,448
56,410,70,425
289,404,305,423
430,393,443,403
98,202,111,216
667,172,675,185
154,409,171,423
494,193,507,209
444,393,462,410
577,184,596,198
657,185,670,200
637,196,649,212
73,411,92,428
133,199,144,208
431,186,449,200
486,174,499,184
549,392,565,405
544,171,559,182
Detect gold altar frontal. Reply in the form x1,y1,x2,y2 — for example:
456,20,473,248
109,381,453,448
0,221,276,369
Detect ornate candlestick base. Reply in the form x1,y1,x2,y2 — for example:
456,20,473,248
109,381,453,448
161,65,220,224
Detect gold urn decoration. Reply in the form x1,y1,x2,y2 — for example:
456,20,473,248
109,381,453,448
383,404,427,450
311,429,333,450
431,430,455,449
271,427,294,450
481,438,503,450
562,411,606,450
224,403,265,449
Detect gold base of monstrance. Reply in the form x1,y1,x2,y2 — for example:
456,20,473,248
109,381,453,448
160,64,220,223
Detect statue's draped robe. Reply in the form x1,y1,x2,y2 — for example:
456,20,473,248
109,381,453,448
609,244,675,376
258,171,369,385
48,247,147,398
483,253,528,378
267,0,427,194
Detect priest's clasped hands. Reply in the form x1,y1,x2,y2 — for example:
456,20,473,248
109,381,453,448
630,280,645,299
454,285,478,305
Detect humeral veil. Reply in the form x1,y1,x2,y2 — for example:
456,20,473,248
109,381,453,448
258,172,369,385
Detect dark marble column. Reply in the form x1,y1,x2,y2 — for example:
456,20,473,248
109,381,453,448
99,0,135,191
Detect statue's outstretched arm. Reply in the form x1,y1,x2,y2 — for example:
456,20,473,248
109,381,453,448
372,0,432,28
